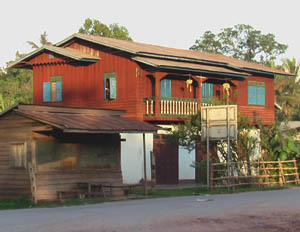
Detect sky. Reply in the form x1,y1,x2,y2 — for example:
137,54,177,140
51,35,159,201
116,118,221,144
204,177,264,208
1,0,300,68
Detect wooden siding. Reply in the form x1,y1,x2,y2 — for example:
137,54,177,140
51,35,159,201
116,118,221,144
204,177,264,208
30,40,275,124
0,112,44,199
33,132,122,201
32,41,141,120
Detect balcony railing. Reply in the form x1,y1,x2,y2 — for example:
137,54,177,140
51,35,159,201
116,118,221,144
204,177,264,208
144,97,200,117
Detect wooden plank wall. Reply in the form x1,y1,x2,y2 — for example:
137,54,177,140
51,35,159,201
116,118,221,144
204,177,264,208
33,133,123,201
31,41,141,120
0,111,44,199
35,170,123,201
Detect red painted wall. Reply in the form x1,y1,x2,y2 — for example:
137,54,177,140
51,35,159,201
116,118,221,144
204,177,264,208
29,40,275,124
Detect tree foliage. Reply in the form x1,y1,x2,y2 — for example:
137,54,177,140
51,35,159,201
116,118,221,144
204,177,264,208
190,24,288,64
275,58,300,121
27,31,52,49
0,55,33,112
170,112,299,162
79,18,133,41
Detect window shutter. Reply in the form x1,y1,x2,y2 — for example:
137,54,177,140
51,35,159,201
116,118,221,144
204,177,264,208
160,79,172,98
110,77,117,99
166,79,172,97
55,81,62,102
202,83,214,103
248,85,257,105
256,85,265,106
43,82,51,102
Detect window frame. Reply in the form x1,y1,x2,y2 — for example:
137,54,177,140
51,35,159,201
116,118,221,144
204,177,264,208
104,72,117,100
9,142,27,169
248,81,266,106
43,75,62,103
202,82,214,103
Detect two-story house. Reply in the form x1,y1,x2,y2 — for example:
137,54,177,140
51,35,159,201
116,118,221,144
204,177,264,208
10,33,290,185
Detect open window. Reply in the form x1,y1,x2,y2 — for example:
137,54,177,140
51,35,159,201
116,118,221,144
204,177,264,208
43,76,62,102
104,72,117,100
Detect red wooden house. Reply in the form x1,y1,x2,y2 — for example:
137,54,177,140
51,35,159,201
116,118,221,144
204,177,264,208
10,33,290,185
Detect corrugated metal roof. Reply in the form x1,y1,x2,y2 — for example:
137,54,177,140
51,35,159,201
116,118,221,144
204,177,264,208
9,45,99,68
56,33,290,76
133,56,249,77
15,109,159,133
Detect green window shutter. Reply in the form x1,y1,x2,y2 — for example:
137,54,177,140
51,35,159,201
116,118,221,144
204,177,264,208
202,83,214,103
248,85,257,105
55,80,62,102
161,79,172,98
43,82,51,102
256,85,265,106
109,77,117,99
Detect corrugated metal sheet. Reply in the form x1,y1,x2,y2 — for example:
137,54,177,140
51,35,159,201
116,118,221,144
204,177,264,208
57,33,289,76
133,56,248,77
15,109,159,133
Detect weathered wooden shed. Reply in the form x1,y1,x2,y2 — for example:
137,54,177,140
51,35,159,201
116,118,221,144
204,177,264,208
0,104,158,202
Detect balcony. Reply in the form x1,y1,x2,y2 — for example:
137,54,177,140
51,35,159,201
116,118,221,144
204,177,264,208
144,97,200,119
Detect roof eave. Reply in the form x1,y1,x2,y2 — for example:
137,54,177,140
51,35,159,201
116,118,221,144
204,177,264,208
241,68,294,77
63,129,158,134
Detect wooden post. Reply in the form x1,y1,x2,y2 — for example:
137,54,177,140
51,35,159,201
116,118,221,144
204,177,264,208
261,156,269,186
150,151,156,193
209,162,214,190
143,133,148,196
278,158,285,186
293,158,300,184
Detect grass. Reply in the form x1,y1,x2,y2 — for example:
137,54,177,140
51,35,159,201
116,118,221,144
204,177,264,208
0,184,297,210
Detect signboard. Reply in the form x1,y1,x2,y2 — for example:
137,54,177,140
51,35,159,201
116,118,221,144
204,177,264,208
201,105,237,141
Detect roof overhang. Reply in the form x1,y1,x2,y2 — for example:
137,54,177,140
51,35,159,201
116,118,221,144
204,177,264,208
9,45,100,69
12,105,159,134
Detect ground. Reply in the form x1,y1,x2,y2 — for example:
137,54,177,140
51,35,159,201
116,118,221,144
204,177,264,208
1,188,300,232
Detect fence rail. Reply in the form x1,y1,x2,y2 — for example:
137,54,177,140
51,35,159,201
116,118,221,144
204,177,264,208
210,158,299,189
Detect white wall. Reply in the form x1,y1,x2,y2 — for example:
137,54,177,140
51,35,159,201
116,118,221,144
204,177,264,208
120,133,153,184
179,146,195,180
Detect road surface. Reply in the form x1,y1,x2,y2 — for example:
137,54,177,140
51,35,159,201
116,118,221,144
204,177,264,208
1,188,300,232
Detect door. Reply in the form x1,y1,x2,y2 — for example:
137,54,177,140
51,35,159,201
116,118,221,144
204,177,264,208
154,134,178,184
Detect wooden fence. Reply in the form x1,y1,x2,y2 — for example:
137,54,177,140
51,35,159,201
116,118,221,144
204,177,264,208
210,158,300,188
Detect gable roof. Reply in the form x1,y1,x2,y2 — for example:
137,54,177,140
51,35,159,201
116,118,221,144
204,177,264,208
57,33,291,76
9,45,100,68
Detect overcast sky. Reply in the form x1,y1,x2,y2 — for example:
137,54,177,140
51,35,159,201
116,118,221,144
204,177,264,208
1,0,299,68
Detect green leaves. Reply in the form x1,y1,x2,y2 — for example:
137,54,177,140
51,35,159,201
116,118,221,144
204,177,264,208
190,24,288,64
79,18,133,41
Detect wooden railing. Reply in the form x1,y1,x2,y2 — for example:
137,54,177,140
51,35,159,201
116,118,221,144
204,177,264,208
210,158,300,189
144,97,200,117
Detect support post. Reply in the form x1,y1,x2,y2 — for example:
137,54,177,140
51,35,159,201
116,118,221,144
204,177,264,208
150,151,156,193
143,133,148,196
226,107,231,188
206,109,210,189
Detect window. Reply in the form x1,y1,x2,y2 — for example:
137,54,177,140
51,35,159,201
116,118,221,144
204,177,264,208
104,72,117,100
43,76,62,102
10,142,27,169
202,82,214,103
161,79,172,97
248,81,265,106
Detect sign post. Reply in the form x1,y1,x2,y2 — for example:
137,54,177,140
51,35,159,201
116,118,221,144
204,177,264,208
201,105,237,189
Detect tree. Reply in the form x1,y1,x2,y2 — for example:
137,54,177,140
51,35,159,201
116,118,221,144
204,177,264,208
27,31,52,49
275,58,300,121
190,24,288,64
79,18,133,41
0,54,33,112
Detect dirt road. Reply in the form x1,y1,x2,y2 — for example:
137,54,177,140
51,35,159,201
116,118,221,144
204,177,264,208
1,188,300,232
